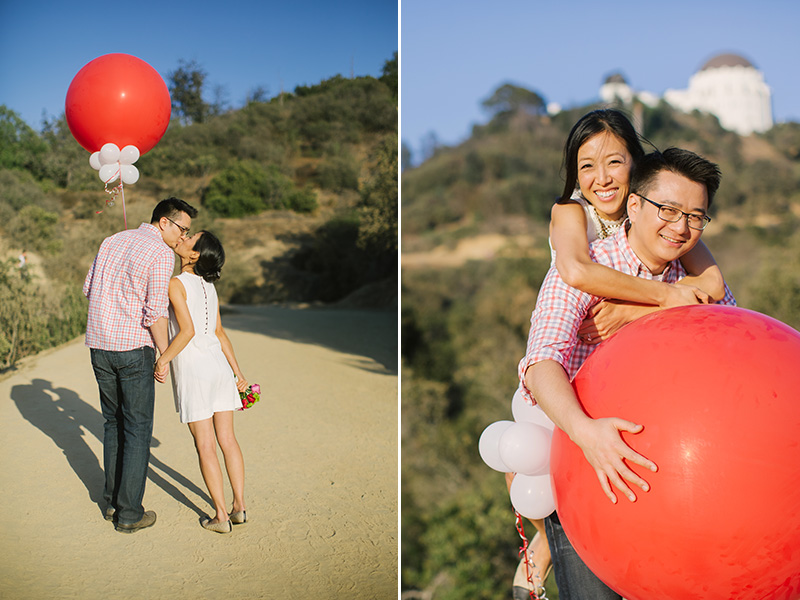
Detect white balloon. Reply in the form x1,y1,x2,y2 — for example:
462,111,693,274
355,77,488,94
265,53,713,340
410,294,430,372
498,422,552,476
510,473,556,520
99,163,119,183
119,145,140,165
511,386,555,431
99,143,120,165
89,152,102,170
120,164,140,185
478,420,514,472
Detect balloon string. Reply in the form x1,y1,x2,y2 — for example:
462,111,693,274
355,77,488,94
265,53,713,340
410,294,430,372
120,182,127,230
515,511,548,600
98,167,127,229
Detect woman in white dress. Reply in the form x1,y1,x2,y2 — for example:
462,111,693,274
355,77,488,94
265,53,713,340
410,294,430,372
154,230,248,534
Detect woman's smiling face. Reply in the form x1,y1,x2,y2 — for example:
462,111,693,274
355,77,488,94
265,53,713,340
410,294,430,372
577,131,634,221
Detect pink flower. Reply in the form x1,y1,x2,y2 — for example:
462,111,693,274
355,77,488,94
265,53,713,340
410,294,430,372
251,383,261,395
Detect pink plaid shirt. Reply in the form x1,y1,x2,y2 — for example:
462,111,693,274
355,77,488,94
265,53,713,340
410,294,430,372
83,223,174,351
518,225,736,403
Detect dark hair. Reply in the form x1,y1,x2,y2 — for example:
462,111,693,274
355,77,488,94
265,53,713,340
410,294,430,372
151,197,198,224
193,230,225,283
558,109,646,204
630,148,721,208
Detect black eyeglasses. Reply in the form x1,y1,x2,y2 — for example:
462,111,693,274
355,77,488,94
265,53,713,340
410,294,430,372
165,217,190,236
636,194,711,231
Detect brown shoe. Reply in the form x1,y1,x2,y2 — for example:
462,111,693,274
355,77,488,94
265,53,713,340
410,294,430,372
104,506,116,522
115,510,157,533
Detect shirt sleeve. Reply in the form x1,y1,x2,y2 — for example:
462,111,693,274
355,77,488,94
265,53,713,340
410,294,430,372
83,256,97,298
517,267,594,405
715,283,737,306
142,250,173,328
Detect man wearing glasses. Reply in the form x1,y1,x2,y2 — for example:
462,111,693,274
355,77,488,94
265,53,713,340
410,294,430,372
517,148,735,599
84,197,198,533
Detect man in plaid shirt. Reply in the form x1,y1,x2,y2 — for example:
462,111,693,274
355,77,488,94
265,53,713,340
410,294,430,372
518,148,735,599
84,197,197,533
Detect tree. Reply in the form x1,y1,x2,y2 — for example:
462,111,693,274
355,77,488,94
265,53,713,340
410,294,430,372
381,51,398,101
245,85,271,105
481,83,546,117
208,83,230,117
401,141,413,171
168,59,209,125
0,106,47,172
419,131,440,163
358,134,398,264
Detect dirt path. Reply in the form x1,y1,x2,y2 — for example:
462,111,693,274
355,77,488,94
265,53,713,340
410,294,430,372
0,305,397,599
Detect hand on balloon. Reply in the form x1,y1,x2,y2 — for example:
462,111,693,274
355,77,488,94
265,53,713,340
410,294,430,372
579,300,652,344
571,416,657,504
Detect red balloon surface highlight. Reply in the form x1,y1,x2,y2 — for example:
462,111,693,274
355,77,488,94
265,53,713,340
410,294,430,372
551,305,800,600
65,53,171,154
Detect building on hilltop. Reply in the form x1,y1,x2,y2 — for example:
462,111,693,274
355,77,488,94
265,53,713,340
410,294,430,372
663,53,772,135
600,73,635,106
597,53,773,136
599,72,660,109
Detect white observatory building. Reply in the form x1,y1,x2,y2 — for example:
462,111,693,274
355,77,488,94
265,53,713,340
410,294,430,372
663,53,773,135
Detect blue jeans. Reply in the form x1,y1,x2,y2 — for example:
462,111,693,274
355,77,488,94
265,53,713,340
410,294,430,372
90,346,155,525
545,513,622,600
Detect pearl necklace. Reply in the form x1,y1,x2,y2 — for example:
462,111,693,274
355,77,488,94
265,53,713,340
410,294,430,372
587,204,626,240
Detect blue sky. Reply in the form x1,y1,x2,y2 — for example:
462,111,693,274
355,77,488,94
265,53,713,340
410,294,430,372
401,0,800,162
0,0,397,130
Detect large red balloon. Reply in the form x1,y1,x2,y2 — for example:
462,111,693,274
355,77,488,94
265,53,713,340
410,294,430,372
65,53,171,154
551,305,800,600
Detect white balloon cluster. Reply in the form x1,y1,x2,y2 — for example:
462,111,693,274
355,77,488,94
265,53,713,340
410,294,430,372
89,143,140,185
479,386,557,520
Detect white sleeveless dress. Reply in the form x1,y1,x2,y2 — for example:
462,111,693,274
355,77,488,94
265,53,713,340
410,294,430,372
168,272,240,423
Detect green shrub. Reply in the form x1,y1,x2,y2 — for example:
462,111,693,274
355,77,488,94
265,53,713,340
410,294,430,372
286,186,318,213
317,156,360,192
11,205,62,254
203,161,299,217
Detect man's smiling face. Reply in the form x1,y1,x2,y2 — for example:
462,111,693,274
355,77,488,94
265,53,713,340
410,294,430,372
627,170,709,274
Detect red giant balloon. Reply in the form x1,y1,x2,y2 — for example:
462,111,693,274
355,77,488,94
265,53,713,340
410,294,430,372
65,53,171,154
551,305,800,600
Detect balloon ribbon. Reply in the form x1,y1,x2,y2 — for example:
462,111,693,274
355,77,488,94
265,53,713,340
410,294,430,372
96,167,128,230
515,511,548,600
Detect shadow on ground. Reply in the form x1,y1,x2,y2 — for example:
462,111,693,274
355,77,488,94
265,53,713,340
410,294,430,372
221,304,397,375
10,379,211,516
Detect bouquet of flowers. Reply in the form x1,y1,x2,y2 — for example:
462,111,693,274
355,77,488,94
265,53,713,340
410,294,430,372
238,383,261,411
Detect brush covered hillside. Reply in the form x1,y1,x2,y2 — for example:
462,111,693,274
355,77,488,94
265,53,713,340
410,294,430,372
400,99,800,599
0,54,397,369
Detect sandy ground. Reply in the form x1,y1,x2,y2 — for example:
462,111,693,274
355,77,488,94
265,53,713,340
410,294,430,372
0,305,398,599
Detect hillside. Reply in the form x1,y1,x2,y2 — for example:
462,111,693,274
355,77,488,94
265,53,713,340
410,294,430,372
400,100,800,599
0,55,398,369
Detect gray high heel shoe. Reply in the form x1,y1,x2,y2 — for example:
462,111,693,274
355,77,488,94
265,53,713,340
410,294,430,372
229,510,247,524
201,518,232,534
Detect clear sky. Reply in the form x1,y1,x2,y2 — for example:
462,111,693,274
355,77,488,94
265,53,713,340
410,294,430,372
0,0,397,130
401,0,800,162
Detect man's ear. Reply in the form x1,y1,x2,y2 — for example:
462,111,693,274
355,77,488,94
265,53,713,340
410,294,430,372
627,193,641,224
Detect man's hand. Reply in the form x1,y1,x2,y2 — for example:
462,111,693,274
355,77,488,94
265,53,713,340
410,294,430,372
579,300,659,344
570,417,657,503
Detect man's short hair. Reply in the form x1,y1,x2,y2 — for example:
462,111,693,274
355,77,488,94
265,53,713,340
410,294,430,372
630,148,721,209
150,197,198,224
